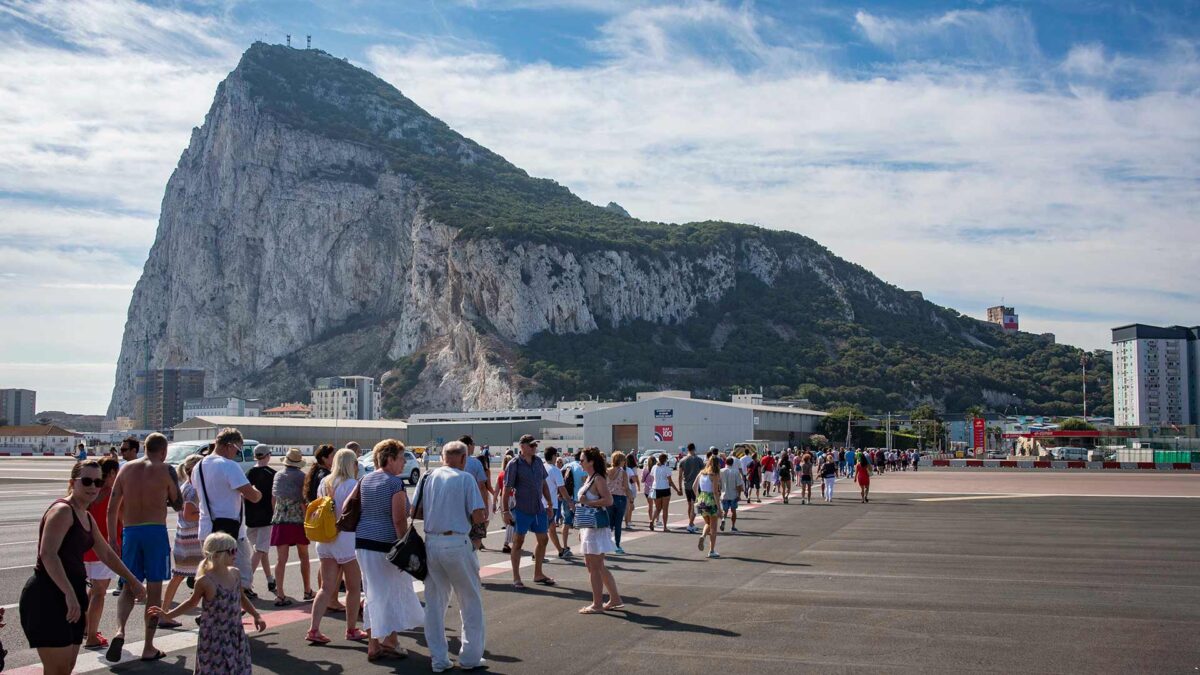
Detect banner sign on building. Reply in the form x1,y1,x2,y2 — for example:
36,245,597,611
654,425,674,442
654,409,673,419
1002,314,1019,330
973,417,986,449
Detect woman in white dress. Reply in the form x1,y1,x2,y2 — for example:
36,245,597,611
354,440,423,661
576,447,623,614
306,448,364,644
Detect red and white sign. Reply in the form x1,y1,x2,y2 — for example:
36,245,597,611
654,425,674,443
1002,314,1018,330
973,417,986,449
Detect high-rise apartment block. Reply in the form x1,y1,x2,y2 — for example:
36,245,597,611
134,368,206,430
0,388,36,426
310,376,381,420
1111,324,1199,427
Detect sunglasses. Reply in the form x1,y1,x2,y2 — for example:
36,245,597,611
76,477,103,487
220,548,237,556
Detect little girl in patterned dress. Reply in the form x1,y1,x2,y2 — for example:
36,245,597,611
147,532,266,673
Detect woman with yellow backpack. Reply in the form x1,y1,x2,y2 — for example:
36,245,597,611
305,449,364,644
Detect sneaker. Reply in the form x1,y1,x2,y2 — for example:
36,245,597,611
731,526,739,532
561,548,573,559
614,547,625,555
686,525,697,534
719,519,726,532
460,659,488,671
707,551,721,558
698,535,705,551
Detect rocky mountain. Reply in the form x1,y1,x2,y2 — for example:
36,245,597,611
108,43,1111,420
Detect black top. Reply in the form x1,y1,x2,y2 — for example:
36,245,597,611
244,466,277,528
35,499,92,585
305,466,330,503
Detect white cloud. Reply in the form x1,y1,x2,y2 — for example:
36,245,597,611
855,7,1041,64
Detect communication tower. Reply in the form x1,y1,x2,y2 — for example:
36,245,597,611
286,33,291,47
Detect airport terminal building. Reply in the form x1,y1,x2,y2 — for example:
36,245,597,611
583,392,826,454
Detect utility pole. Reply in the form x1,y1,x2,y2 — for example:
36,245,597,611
1082,353,1088,419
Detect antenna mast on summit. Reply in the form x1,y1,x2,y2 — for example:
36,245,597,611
306,34,311,49
286,34,291,47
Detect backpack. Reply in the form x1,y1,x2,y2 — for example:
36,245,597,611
304,496,338,543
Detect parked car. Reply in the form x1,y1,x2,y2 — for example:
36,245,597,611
1050,446,1091,461
358,449,421,485
165,439,261,470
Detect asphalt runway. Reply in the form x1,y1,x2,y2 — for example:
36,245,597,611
0,471,1197,673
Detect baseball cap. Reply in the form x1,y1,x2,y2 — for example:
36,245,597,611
253,446,270,457
518,434,539,446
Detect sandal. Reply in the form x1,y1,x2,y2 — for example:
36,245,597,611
303,590,315,601
326,603,346,613
305,629,331,644
578,606,605,614
604,602,626,611
158,619,183,629
512,580,526,590
274,596,293,607
345,628,369,641
533,576,556,586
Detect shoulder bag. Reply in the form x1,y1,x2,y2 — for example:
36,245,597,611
335,479,361,532
386,476,428,580
572,477,611,529
197,461,242,538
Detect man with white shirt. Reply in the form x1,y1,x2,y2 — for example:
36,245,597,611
416,440,487,672
192,427,263,594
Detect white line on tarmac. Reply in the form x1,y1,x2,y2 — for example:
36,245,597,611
907,491,1200,500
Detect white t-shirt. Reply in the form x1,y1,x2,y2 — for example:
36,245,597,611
421,466,486,535
652,464,673,490
543,464,565,508
195,454,251,540
739,455,754,472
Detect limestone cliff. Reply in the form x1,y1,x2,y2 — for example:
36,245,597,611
108,43,1111,419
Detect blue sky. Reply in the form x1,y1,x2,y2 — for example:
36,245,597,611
0,0,1197,413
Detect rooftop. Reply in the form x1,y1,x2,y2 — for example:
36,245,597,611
175,416,406,430
0,424,81,437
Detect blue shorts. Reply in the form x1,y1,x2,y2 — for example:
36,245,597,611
122,524,172,583
563,504,575,527
721,499,739,512
512,509,548,535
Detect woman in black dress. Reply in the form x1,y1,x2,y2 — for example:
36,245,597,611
19,460,145,674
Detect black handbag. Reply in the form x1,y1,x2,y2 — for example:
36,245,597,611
196,461,242,538
386,476,427,580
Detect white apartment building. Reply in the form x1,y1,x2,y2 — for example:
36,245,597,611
311,376,381,420
182,396,263,420
1112,324,1198,427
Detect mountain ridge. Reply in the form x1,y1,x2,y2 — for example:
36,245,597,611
107,43,1112,421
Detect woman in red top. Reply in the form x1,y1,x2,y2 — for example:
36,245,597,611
82,458,120,648
855,457,871,503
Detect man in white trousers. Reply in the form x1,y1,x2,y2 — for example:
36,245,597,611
415,440,488,672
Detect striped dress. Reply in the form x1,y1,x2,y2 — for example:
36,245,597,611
173,482,202,576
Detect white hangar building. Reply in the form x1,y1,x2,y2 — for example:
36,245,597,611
583,392,826,454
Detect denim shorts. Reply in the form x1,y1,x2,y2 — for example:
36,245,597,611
720,498,739,512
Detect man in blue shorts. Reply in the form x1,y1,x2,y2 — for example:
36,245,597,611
105,432,181,662
501,435,557,588
718,457,745,533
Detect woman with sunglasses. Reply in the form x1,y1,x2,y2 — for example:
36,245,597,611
148,531,266,673
19,461,146,675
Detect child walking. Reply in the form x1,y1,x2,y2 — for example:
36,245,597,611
147,532,266,673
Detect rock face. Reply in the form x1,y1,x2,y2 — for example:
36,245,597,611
108,44,1107,419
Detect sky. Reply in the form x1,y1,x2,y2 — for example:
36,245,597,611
0,0,1197,414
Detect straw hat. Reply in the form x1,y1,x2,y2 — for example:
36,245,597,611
282,448,305,468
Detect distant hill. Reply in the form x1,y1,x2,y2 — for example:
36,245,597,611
109,43,1112,420
35,411,105,432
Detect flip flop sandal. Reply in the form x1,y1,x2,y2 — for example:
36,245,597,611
305,630,331,644
303,590,315,601
273,597,293,607
534,577,556,586
140,650,168,662
105,636,125,662
158,619,184,629
512,581,526,589
604,603,626,611
578,606,605,614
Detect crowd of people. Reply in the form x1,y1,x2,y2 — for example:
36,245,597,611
19,430,910,673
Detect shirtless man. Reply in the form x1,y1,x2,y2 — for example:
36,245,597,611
105,432,181,662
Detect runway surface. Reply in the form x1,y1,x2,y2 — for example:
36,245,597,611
0,470,1197,673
